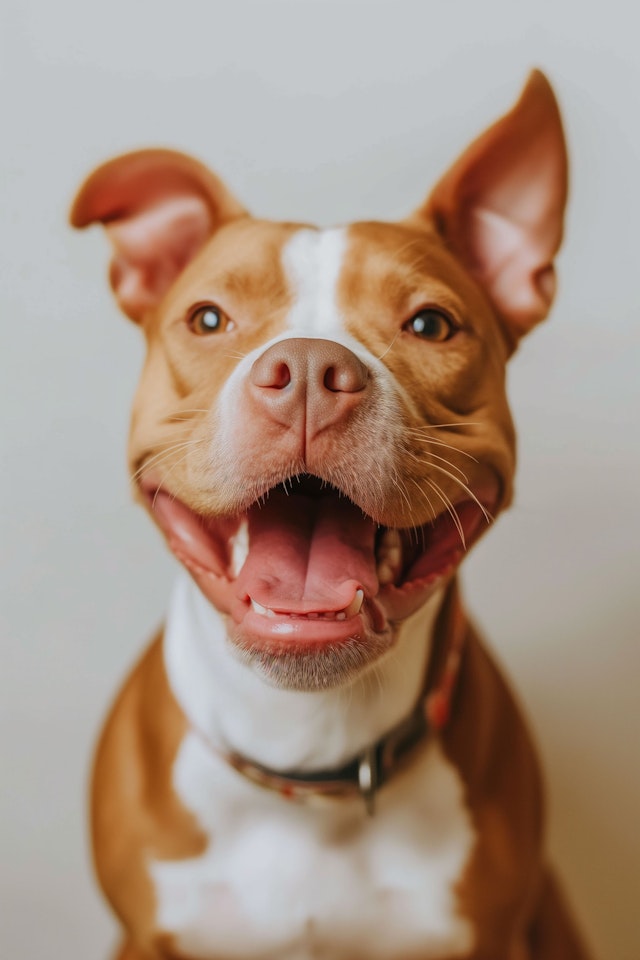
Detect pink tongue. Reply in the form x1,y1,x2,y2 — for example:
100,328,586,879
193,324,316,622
235,489,378,613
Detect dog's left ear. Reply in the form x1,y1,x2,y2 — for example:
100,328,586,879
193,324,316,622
410,70,568,346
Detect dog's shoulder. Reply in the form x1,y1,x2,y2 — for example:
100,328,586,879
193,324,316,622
446,622,544,810
441,622,547,951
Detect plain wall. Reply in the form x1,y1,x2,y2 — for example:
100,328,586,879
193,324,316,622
1,1,638,957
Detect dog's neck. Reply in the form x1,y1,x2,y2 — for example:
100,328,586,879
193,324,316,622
163,572,445,773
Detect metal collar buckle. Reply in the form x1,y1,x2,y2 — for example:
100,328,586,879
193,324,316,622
358,745,379,816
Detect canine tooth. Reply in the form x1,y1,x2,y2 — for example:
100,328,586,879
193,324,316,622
343,588,364,619
230,521,249,576
336,612,347,621
250,598,276,618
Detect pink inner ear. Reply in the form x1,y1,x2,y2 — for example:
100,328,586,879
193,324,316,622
468,205,558,325
106,195,213,320
421,71,568,343
71,148,248,322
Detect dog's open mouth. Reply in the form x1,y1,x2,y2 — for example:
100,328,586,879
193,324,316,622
144,475,493,667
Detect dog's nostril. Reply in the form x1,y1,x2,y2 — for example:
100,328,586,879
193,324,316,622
250,340,369,396
270,362,291,389
252,357,291,389
323,365,341,393
323,360,368,394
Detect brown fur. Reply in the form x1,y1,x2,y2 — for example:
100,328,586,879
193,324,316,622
101,589,590,959
73,71,591,959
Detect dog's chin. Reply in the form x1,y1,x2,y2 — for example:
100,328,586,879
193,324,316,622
185,557,445,691
228,621,393,692
219,581,398,691
142,474,497,690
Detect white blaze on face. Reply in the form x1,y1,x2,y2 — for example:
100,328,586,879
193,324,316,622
281,227,349,336
215,226,361,433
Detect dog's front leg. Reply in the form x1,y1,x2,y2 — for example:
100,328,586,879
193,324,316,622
112,940,149,960
112,936,182,960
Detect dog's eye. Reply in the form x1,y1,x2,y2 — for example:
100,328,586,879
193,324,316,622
188,305,232,335
405,309,456,342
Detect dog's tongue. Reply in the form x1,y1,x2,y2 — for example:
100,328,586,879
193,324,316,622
235,489,378,613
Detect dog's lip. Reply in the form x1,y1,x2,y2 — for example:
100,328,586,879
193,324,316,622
237,604,374,652
140,474,497,639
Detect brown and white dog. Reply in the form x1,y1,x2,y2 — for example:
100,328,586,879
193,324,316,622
71,71,592,960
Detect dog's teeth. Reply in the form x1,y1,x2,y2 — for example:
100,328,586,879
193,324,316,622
376,529,402,585
342,588,364,619
250,596,364,621
386,546,401,567
377,563,394,586
250,598,276,618
378,528,401,552
230,521,249,576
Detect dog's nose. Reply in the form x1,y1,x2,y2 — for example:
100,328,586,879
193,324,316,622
249,338,369,435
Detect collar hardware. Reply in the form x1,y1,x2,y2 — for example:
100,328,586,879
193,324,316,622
358,746,377,816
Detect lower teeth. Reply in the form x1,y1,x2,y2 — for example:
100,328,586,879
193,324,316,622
249,589,364,621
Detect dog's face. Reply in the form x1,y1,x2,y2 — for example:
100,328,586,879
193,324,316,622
72,71,567,690
129,219,511,690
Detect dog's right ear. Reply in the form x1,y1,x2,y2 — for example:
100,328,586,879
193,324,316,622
70,149,247,323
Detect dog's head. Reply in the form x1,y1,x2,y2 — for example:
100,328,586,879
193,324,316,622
71,71,567,690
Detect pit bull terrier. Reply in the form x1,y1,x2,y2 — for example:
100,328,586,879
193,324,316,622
71,70,592,960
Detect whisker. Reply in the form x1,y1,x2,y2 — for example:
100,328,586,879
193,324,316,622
131,438,206,484
167,416,208,423
130,440,200,483
167,408,210,415
407,433,479,462
435,470,491,524
428,466,493,525
408,441,493,526
422,477,466,549
389,466,414,517
410,421,482,430
369,660,386,702
376,330,401,362
408,477,437,525
149,439,208,509
404,447,470,483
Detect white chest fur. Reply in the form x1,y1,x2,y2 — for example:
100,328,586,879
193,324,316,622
151,575,476,959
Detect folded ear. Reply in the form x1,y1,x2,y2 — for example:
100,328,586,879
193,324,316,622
411,70,568,344
70,149,247,322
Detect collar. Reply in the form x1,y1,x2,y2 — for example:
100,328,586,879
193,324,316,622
212,585,467,815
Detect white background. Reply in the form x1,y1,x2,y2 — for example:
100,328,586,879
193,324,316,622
1,1,638,957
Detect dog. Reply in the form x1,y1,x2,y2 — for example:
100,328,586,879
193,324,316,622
71,70,592,960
